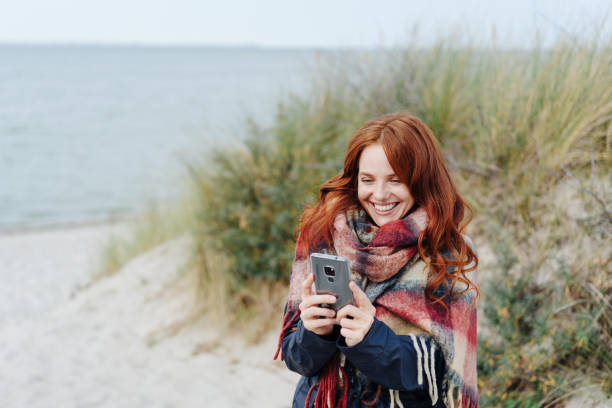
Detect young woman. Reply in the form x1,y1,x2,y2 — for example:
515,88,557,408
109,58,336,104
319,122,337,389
274,113,479,408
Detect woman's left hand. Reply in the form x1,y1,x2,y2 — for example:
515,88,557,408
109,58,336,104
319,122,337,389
336,281,376,347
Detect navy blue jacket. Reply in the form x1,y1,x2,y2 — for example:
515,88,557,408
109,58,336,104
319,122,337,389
281,305,447,408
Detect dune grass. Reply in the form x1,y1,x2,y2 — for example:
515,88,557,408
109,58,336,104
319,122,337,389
93,196,198,281
96,29,612,406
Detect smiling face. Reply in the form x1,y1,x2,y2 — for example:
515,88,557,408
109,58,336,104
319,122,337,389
357,143,415,227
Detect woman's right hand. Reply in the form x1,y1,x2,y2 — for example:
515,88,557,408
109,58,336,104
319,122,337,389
299,273,337,336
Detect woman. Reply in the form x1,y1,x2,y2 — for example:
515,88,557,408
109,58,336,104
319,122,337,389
274,113,479,408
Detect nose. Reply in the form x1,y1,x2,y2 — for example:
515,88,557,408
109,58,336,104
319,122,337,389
372,181,388,202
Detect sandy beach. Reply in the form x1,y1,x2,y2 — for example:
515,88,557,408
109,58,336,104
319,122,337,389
0,222,298,407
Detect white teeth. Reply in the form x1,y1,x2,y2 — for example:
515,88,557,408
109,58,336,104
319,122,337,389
373,203,396,211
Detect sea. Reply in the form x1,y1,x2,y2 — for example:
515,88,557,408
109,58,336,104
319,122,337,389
0,44,339,231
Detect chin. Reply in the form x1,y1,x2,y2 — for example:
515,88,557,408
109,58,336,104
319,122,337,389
365,212,394,227
364,204,410,227
372,216,394,227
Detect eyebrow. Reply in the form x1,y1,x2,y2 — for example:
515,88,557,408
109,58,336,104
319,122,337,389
358,171,398,178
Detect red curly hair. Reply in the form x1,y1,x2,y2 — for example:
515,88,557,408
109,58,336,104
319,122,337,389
296,113,479,309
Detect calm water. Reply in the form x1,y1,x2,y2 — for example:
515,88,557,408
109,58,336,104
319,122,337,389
0,44,328,231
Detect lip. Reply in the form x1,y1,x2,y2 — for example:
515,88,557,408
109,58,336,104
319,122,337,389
370,201,398,214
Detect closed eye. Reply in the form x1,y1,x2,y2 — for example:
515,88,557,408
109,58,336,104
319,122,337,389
360,178,402,184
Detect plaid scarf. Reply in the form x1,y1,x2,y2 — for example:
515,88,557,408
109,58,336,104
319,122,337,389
275,206,479,408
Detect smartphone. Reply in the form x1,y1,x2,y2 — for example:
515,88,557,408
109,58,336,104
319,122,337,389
310,253,353,311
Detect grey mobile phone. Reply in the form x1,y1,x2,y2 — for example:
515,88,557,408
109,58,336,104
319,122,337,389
310,253,353,311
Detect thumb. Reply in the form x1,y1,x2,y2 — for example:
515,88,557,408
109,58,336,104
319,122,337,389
349,281,369,309
302,273,314,298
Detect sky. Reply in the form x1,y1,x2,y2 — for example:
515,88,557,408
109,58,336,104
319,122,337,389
1,0,611,48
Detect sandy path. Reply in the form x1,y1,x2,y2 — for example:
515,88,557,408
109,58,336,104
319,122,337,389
0,224,298,407
0,222,130,326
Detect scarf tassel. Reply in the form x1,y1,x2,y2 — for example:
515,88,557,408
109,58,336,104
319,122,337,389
447,385,479,408
273,309,300,361
458,392,478,408
408,334,482,408
408,334,439,405
388,389,405,408
303,354,348,408
273,310,349,408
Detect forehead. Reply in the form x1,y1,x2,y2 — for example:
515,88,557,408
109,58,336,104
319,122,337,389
358,144,395,175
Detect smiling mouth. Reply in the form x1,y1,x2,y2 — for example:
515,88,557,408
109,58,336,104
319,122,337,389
371,202,398,212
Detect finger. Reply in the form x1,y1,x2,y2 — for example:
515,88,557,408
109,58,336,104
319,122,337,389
335,305,349,322
304,320,336,334
349,281,370,309
301,306,336,320
340,327,357,339
336,304,361,322
301,273,314,298
339,317,361,329
300,294,338,310
305,318,337,329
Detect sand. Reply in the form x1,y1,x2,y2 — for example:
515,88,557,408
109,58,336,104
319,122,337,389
0,222,298,408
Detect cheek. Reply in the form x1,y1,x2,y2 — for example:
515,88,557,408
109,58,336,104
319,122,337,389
395,186,414,203
357,184,369,201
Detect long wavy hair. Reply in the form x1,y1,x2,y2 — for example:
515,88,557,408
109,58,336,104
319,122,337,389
296,113,479,308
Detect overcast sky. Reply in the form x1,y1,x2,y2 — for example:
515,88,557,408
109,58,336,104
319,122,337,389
1,0,611,48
